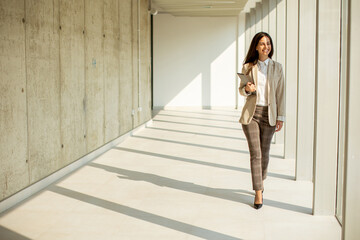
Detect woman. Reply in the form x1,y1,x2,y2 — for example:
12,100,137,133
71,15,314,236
239,32,285,209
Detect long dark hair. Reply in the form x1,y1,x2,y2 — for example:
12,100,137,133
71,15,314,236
244,32,274,65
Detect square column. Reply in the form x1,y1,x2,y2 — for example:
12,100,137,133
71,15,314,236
296,0,317,180
245,13,251,53
262,0,269,33
268,0,277,60
312,0,341,215
284,0,298,160
237,13,246,108
342,0,360,238
250,9,256,38
274,0,286,144
255,2,262,32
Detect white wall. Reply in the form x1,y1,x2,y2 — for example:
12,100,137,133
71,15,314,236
153,14,240,108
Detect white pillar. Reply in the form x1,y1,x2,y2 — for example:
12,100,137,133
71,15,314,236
274,0,286,144
245,13,251,53
284,0,298,160
335,0,347,224
296,0,317,181
268,0,277,61
262,0,269,33
250,8,256,39
312,0,341,215
255,2,262,33
238,13,246,70
342,0,360,238
237,13,246,108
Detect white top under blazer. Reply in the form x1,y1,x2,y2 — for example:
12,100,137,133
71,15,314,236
239,58,286,126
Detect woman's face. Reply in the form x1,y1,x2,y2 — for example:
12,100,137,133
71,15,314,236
256,36,271,59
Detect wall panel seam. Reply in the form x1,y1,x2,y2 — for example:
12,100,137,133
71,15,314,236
84,0,87,151
295,0,300,177
58,0,62,169
103,0,105,144
24,0,30,185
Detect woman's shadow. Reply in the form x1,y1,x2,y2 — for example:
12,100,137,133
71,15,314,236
88,162,311,214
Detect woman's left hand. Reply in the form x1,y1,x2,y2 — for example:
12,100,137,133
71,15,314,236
275,120,283,132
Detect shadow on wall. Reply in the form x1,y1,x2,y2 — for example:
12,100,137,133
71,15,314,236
153,14,240,108
245,0,281,61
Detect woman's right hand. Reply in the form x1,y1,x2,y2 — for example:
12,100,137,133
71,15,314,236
245,82,256,93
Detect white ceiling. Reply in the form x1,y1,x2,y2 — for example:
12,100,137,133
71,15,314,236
151,0,249,17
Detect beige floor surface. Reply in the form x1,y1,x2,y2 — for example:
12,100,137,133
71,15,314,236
0,108,341,240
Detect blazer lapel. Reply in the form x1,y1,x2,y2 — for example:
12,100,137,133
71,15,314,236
267,59,274,102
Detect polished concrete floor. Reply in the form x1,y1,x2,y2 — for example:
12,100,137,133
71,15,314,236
0,108,341,240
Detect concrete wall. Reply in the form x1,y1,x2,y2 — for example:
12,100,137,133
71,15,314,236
0,0,151,201
0,0,29,200
153,14,238,108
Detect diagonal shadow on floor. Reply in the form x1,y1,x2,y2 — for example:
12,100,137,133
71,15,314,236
155,113,238,123
49,186,243,240
0,226,32,240
114,147,294,180
88,162,311,215
131,135,284,159
154,109,240,118
146,126,247,141
153,119,242,131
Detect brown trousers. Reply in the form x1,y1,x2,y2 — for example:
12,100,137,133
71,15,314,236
242,106,275,191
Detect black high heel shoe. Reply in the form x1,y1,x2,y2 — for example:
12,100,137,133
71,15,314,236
254,193,263,209
254,202,262,209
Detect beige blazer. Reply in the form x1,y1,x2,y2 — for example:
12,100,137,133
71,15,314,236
239,59,285,126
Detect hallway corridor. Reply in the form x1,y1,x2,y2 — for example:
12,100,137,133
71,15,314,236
0,108,341,240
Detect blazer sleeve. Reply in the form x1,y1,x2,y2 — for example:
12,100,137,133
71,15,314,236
276,64,286,120
239,64,251,97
